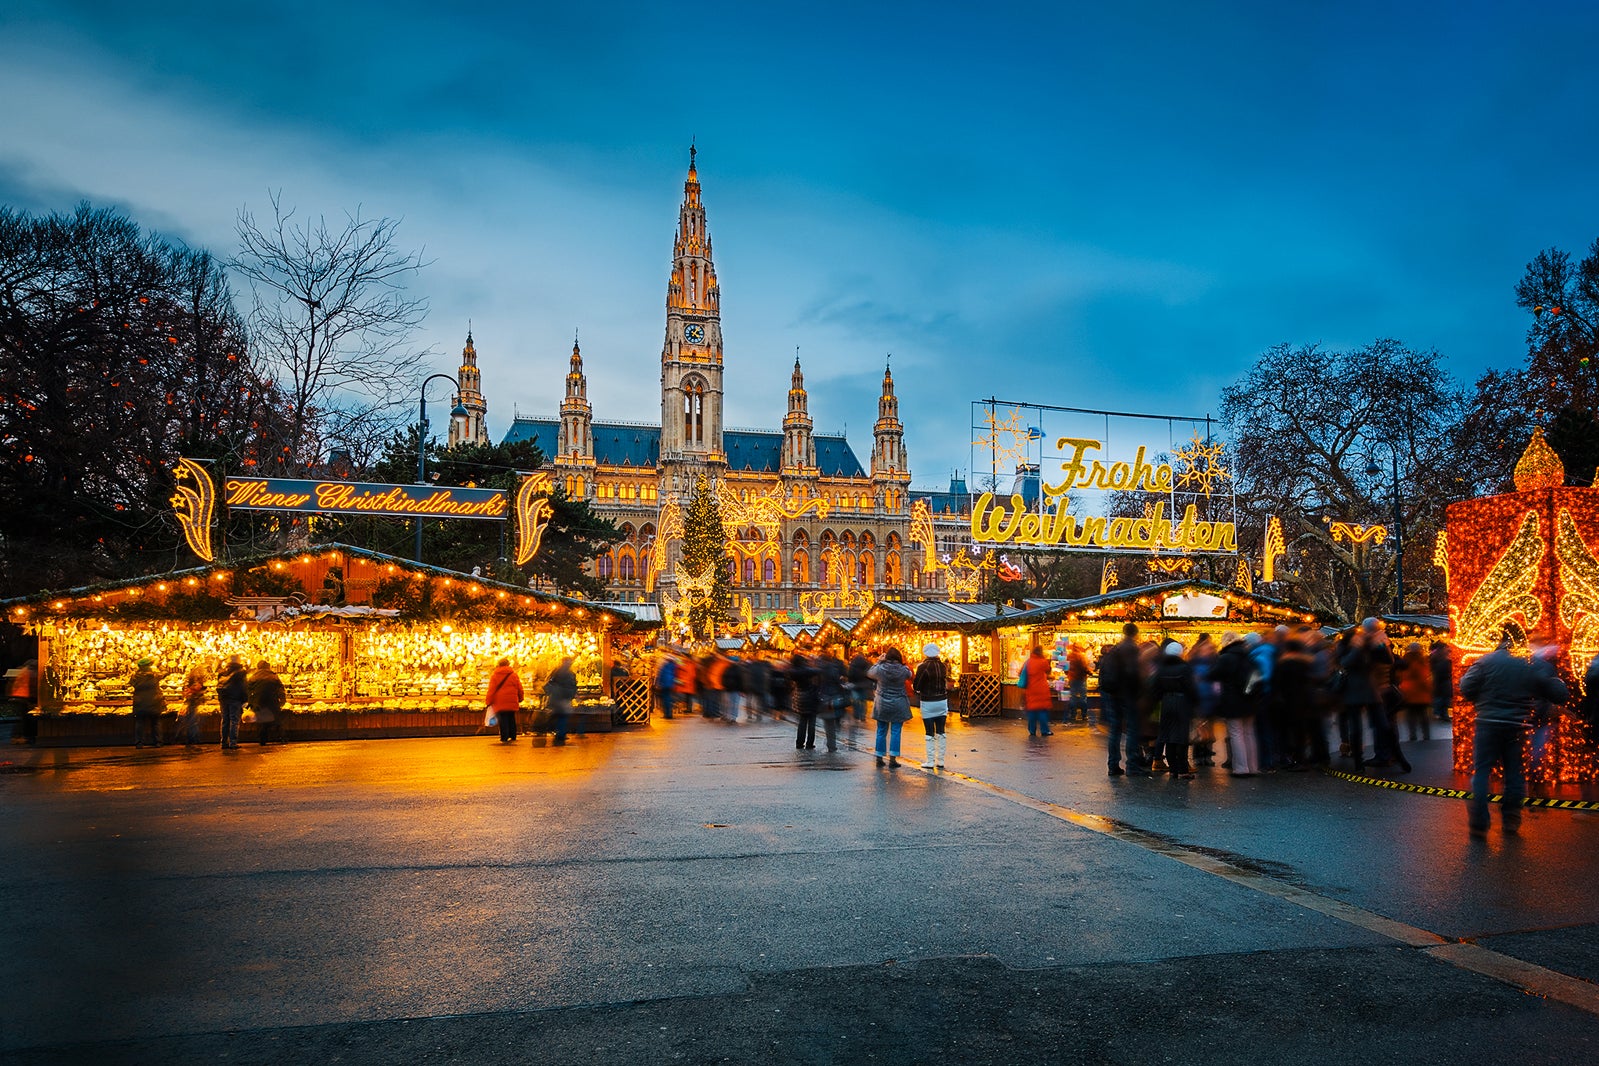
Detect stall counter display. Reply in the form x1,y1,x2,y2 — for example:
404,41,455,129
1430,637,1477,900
45,620,344,713
351,626,602,710
877,632,966,682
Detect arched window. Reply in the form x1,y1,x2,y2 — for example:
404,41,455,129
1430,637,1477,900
885,550,900,585
683,377,707,445
598,555,613,580
793,550,810,584
620,552,636,583
763,557,777,583
742,556,756,585
859,551,875,586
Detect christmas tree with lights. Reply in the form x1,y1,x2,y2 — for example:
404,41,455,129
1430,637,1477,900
680,474,734,638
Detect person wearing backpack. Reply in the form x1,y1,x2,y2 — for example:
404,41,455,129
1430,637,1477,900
914,643,952,769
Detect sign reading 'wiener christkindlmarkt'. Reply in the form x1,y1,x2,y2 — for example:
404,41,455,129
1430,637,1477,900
224,477,509,519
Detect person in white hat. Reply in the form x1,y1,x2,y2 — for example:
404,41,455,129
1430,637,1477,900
914,642,952,769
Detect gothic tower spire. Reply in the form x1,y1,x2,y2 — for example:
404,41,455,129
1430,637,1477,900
659,144,725,491
450,326,489,447
557,334,595,464
781,353,816,474
871,357,910,511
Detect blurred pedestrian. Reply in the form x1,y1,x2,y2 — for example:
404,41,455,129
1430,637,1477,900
1429,641,1454,722
1215,632,1258,776
544,655,578,745
130,658,165,749
742,654,771,722
914,642,952,769
675,653,698,715
1187,635,1219,766
1019,645,1055,737
246,660,286,745
789,647,818,749
1151,641,1198,778
847,649,873,728
1397,642,1433,741
869,647,913,768
655,651,678,719
1066,642,1092,725
1101,623,1147,776
8,658,38,745
1273,638,1317,767
1460,632,1569,837
1341,618,1405,773
216,655,247,750
814,645,847,752
179,660,207,750
485,657,524,743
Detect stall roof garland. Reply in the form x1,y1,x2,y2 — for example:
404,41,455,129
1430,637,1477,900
961,579,1319,634
855,600,1032,640
1,543,638,628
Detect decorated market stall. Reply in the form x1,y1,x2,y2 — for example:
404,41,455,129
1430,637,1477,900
1,543,638,745
852,600,1031,715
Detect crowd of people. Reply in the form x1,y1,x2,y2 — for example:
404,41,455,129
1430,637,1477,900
648,640,952,769
634,618,1463,785
1087,618,1451,779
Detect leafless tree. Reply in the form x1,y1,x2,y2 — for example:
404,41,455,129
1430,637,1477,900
232,192,430,472
1221,340,1472,623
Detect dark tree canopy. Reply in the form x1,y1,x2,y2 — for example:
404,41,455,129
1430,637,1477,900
0,204,282,596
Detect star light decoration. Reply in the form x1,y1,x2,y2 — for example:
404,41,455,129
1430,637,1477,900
973,406,1033,472
1171,432,1230,496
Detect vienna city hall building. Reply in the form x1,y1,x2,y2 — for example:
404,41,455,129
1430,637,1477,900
448,151,964,617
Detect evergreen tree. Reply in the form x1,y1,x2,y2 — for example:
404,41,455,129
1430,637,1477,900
679,475,734,638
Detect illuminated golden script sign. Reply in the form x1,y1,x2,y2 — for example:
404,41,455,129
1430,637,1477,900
972,495,1235,552
513,473,555,565
224,478,509,519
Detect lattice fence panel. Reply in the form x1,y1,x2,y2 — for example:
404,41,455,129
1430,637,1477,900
961,672,1002,717
613,679,653,724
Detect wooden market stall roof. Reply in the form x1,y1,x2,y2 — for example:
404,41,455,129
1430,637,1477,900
1336,613,1449,639
593,601,664,631
854,600,1031,641
1,542,639,629
964,580,1320,634
814,616,859,646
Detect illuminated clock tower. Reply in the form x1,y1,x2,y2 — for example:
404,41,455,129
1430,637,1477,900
659,145,726,497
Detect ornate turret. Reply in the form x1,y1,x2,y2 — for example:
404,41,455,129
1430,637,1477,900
557,335,594,465
449,327,490,447
659,144,726,492
870,360,911,510
781,356,817,475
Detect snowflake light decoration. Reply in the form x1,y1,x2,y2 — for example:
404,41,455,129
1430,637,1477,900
1172,432,1230,495
973,406,1032,471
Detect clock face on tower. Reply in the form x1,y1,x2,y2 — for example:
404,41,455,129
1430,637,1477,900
685,323,706,344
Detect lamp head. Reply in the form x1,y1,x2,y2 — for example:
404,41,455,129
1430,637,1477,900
1363,460,1381,478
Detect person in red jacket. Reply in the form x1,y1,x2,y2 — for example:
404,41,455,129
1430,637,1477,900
1019,646,1055,737
485,657,525,743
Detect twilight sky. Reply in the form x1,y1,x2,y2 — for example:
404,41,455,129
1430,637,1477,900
3,0,1597,489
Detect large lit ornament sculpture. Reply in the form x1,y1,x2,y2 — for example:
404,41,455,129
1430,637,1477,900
1261,515,1285,583
513,472,555,565
1446,428,1599,783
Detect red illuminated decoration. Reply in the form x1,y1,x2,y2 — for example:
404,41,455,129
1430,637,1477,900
1446,430,1599,784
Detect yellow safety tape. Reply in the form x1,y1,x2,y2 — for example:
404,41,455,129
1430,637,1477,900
1322,768,1599,811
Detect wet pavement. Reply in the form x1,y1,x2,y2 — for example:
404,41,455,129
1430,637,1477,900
2,713,1597,1064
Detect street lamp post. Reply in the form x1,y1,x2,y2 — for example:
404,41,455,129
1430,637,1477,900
1365,445,1404,615
416,373,470,562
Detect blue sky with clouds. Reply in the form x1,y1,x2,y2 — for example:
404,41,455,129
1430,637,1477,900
3,0,1597,487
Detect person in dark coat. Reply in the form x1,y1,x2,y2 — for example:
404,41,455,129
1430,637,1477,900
544,656,578,746
789,648,819,750
1460,633,1569,836
742,655,771,721
847,651,873,724
1213,633,1259,775
1151,642,1198,778
1429,641,1454,722
813,646,848,752
246,660,286,745
1100,623,1147,776
130,659,164,748
1341,618,1406,772
216,655,247,750
1273,638,1319,767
